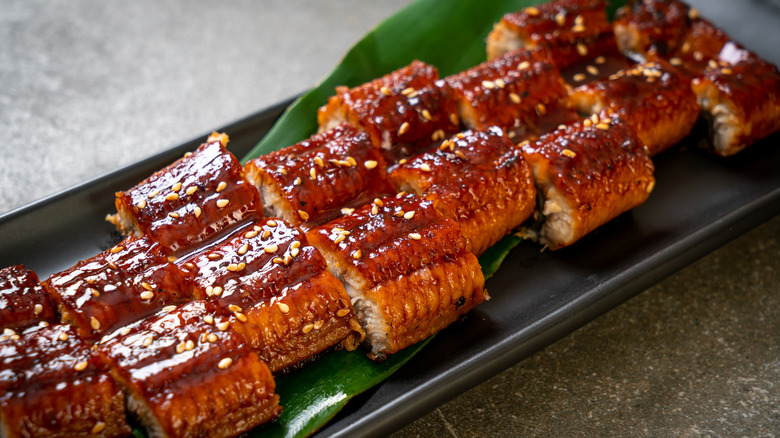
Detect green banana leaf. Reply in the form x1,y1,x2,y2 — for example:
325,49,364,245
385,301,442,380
233,0,627,436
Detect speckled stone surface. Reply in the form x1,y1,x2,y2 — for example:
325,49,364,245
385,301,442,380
1,1,778,437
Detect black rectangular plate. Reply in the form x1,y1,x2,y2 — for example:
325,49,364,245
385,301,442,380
1,1,779,437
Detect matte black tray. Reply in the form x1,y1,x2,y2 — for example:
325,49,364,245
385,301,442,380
1,1,779,436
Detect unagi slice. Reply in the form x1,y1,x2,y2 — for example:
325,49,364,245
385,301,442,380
569,60,699,155
0,265,56,330
0,323,129,437
245,123,395,230
178,218,363,373
691,57,780,156
317,60,460,162
445,48,575,138
107,132,263,254
43,236,194,339
487,0,618,71
99,301,281,438
307,193,486,360
520,113,655,250
389,127,536,256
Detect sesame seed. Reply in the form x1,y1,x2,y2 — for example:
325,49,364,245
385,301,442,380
169,212,180,218
200,333,207,343
218,357,233,369
401,87,415,95
136,200,146,209
143,336,153,347
262,230,271,239
373,198,384,207
336,308,350,317
277,302,290,313
302,323,314,334
186,186,198,195
595,56,606,65
244,230,258,239
194,206,202,218
216,181,227,192
74,361,88,371
314,320,324,330
291,248,300,257
420,109,433,121
108,261,118,270
352,250,362,259
91,423,106,434
586,65,599,75
291,241,301,249
226,263,240,272
238,244,249,255
526,6,540,16
693,51,703,61
171,182,182,192
688,7,699,19
9,334,19,341
273,257,284,264
409,233,422,240
575,15,584,25
403,211,415,220
314,156,325,168
341,207,355,215
572,73,587,82
562,149,577,158
216,199,230,208
58,332,69,341
371,204,379,215
228,304,243,313
166,193,179,201
89,287,100,297
176,343,186,354
380,86,391,96
399,158,408,165
140,291,154,300
90,317,101,331
347,156,357,167
204,315,214,324
572,24,586,33
167,256,178,263
455,150,468,160
555,11,566,26
360,160,378,170
596,123,610,130
209,253,222,261
509,92,522,104
298,210,310,220
646,180,656,193
207,333,218,343
721,67,732,75
34,303,43,315
309,167,317,180
495,78,506,88
185,262,195,269
235,312,248,322
577,43,588,56
482,80,495,89
109,245,123,254
163,305,177,312
205,286,214,297
536,103,547,115
419,163,431,172
708,59,718,69
141,282,153,291
265,244,279,253
148,190,160,199
217,321,230,331
333,235,346,244
518,61,531,70
121,327,132,335
185,340,195,351
398,122,410,135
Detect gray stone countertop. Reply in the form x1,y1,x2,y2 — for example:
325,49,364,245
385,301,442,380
1,1,777,437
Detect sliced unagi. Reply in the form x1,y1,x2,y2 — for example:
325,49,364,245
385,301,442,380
107,132,263,254
519,113,655,250
43,236,194,339
0,265,56,331
569,60,699,155
306,193,486,360
444,48,578,140
178,218,363,373
389,127,536,256
691,57,780,156
487,0,619,71
245,123,395,230
317,60,460,162
99,301,281,438
0,323,129,437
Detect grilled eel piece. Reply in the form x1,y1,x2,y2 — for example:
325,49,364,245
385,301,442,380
487,0,619,71
107,132,263,255
307,193,486,360
519,113,655,250
177,217,363,373
445,48,578,140
43,236,195,340
569,59,699,155
0,323,129,438
245,123,395,230
614,0,780,156
317,60,460,163
99,301,281,438
389,127,536,256
0,265,57,331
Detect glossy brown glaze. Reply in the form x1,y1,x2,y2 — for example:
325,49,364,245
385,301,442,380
521,114,655,249
245,123,395,230
44,236,193,339
389,127,536,256
0,265,56,330
614,0,693,56
179,218,362,373
307,193,486,359
561,53,635,86
0,323,129,437
569,60,699,155
488,0,618,70
99,301,281,438
692,57,780,156
445,48,569,133
109,133,263,255
317,61,460,163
